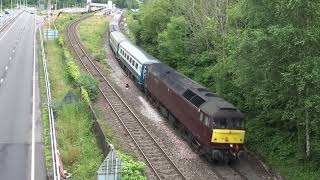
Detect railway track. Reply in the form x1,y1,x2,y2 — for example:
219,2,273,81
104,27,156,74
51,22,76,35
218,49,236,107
66,16,187,180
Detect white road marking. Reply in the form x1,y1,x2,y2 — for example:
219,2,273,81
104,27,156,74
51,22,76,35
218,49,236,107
5,66,8,71
0,78,3,84
31,13,36,180
0,12,22,41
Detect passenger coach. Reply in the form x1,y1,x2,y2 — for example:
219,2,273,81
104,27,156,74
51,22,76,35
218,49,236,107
117,42,159,85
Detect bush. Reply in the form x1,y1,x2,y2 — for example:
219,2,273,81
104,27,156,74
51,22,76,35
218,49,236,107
58,36,64,47
78,74,98,102
61,144,81,165
95,52,105,62
66,61,80,84
81,87,90,104
119,153,146,180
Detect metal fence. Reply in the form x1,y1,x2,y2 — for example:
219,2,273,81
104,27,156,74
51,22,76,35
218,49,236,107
39,27,61,180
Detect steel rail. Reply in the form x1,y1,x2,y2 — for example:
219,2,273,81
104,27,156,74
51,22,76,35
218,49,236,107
66,16,186,180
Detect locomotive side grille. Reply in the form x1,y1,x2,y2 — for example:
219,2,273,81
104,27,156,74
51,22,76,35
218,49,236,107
183,89,206,107
183,89,196,100
190,95,206,107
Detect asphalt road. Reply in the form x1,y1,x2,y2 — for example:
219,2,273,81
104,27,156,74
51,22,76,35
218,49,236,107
0,10,19,28
0,11,46,180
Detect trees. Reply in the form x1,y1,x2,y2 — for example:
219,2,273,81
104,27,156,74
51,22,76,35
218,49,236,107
127,0,320,178
225,0,320,163
158,16,186,68
113,0,139,9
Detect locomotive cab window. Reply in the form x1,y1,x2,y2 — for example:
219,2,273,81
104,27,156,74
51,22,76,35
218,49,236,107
213,118,244,129
199,112,211,127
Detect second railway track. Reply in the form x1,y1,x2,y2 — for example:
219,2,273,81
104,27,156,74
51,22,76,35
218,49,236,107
66,16,186,180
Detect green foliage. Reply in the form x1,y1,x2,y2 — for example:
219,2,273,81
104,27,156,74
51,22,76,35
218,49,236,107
40,13,103,180
138,0,171,54
113,0,140,9
78,16,107,63
119,153,146,180
127,0,320,179
81,87,90,104
158,16,186,68
57,102,103,180
58,36,64,47
66,60,80,83
78,74,98,102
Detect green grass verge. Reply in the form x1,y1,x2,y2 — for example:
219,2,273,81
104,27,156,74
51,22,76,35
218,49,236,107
39,13,103,180
78,15,108,62
78,15,147,179
38,33,53,171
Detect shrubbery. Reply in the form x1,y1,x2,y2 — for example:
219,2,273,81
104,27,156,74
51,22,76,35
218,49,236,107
78,74,98,101
58,33,99,103
119,153,146,180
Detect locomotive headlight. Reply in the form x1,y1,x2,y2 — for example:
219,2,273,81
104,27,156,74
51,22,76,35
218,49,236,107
230,144,233,147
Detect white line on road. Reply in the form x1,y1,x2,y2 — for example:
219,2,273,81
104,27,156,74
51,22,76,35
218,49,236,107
0,12,22,41
31,13,36,180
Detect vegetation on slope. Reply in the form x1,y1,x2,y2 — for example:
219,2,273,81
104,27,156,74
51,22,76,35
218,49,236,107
78,14,147,180
40,13,103,179
126,0,320,179
78,15,108,62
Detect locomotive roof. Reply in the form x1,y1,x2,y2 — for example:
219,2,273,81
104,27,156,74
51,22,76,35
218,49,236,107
148,63,242,117
120,41,159,64
110,31,128,43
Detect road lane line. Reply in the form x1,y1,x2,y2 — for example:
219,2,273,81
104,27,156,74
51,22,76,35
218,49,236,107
0,12,22,41
31,13,36,180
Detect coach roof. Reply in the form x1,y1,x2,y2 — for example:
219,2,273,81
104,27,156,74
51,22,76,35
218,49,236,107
120,41,159,64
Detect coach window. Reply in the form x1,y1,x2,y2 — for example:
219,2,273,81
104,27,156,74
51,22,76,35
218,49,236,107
129,57,132,63
135,63,138,69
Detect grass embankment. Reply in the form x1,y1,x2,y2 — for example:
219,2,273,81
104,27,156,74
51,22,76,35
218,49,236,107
39,13,103,180
38,32,53,171
78,15,108,62
78,15,147,179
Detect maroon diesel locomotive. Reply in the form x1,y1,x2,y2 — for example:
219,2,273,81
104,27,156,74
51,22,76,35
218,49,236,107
144,63,245,162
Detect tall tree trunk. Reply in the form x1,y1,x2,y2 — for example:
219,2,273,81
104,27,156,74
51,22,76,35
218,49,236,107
305,87,310,158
